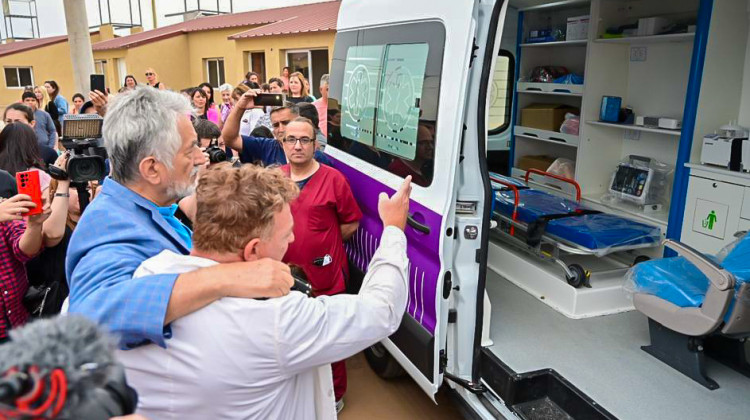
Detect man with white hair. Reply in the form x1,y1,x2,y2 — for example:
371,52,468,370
67,88,294,349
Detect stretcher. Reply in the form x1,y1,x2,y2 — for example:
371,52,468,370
490,169,662,287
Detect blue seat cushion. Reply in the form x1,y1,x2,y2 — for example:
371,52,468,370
630,234,750,321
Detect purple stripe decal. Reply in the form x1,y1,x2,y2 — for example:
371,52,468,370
333,158,442,335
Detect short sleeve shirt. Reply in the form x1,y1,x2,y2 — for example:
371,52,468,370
281,164,362,295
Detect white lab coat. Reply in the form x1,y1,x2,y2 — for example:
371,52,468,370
115,226,409,420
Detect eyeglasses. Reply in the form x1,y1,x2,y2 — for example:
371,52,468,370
272,120,292,129
282,136,314,145
145,72,154,76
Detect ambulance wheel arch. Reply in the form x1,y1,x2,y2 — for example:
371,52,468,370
326,0,479,397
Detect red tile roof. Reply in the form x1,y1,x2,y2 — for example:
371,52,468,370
93,1,340,51
0,35,69,58
229,2,339,39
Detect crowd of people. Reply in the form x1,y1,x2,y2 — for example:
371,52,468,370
0,66,413,419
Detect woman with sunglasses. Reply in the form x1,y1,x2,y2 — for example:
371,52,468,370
144,68,165,90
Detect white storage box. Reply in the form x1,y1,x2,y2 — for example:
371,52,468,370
566,15,590,41
637,17,671,36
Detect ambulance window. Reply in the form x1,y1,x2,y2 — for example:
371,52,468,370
328,21,445,187
488,50,514,134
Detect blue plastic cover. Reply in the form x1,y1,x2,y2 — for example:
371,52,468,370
553,73,584,85
627,233,750,317
490,173,662,253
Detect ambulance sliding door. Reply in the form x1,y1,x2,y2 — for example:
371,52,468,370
325,0,477,398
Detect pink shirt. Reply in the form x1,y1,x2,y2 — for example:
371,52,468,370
313,98,327,137
206,108,220,125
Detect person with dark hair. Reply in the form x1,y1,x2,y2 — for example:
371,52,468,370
222,92,330,167
281,67,291,93
260,83,270,93
243,71,260,87
250,125,273,139
0,123,48,181
43,80,68,124
198,82,218,114
191,89,219,125
3,103,58,166
123,75,137,91
296,102,327,150
21,92,58,150
268,77,284,94
71,93,85,115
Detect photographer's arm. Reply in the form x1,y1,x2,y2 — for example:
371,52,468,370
221,90,257,153
221,103,245,153
164,259,294,325
42,179,70,247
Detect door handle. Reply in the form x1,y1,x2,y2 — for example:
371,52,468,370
407,214,431,234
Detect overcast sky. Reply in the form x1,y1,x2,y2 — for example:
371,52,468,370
1,0,330,39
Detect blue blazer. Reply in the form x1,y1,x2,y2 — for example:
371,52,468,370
67,178,190,348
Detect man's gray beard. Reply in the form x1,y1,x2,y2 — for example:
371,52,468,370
166,166,199,201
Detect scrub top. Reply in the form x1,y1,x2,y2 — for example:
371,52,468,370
281,164,362,296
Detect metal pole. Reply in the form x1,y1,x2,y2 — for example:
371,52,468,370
151,0,158,29
64,0,96,95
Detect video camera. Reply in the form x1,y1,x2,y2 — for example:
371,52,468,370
60,114,108,183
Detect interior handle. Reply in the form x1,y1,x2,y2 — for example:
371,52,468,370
407,214,431,234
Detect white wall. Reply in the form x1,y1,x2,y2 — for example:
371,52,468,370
739,0,750,126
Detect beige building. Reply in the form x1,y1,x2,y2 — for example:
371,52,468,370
0,1,339,107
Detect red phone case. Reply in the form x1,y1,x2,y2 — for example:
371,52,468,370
16,170,43,216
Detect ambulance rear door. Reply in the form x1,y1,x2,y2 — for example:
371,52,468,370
325,0,479,398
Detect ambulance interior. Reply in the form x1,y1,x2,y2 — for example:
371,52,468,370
479,0,750,418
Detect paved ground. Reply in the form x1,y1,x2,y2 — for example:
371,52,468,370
338,352,463,419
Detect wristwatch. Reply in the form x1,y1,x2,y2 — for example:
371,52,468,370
54,193,70,198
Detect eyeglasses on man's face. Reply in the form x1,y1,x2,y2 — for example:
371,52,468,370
282,136,314,146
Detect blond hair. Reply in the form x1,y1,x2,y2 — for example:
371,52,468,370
289,72,310,98
192,163,299,254
34,86,50,110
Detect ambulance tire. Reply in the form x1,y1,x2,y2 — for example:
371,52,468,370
364,343,405,379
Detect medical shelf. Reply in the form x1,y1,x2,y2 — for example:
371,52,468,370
517,82,583,96
582,192,669,229
585,121,682,137
520,40,587,48
594,33,695,45
514,126,579,147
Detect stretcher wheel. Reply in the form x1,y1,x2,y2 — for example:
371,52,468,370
633,255,651,266
566,264,589,288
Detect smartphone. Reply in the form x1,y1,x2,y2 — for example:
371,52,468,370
15,170,43,216
90,74,106,94
255,93,285,107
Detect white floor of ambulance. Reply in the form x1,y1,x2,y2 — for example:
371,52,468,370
484,267,750,419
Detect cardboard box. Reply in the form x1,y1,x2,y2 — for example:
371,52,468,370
518,155,557,172
521,104,579,132
566,15,590,41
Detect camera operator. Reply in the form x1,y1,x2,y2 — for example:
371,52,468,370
115,163,411,420
66,87,293,350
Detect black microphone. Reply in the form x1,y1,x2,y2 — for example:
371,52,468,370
0,315,137,419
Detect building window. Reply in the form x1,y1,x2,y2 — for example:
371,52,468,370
4,67,33,88
249,52,266,83
488,50,514,134
205,58,225,87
